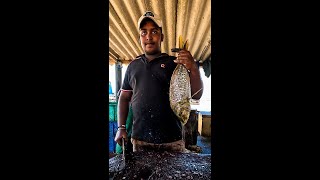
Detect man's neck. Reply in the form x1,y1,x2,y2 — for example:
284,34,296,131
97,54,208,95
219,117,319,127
145,52,162,62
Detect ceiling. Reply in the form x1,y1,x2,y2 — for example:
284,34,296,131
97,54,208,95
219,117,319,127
109,0,211,65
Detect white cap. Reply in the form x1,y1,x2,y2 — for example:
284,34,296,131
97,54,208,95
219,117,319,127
137,11,162,31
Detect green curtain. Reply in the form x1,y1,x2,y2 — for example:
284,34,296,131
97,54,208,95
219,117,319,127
115,106,133,154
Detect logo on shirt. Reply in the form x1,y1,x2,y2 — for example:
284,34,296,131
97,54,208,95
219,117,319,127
160,64,165,68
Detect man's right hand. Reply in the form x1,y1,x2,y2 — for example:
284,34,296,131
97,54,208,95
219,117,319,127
114,129,128,145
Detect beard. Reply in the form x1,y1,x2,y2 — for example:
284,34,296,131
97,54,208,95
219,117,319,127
144,44,161,55
145,49,161,55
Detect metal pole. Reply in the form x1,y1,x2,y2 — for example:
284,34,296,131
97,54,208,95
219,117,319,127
115,60,122,102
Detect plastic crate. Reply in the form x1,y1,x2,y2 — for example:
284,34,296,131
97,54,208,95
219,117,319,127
109,121,117,153
109,102,117,122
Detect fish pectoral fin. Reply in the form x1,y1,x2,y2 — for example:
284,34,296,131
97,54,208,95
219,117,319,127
179,35,184,49
184,40,189,50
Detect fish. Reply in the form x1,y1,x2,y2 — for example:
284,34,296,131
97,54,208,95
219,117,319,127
169,35,191,125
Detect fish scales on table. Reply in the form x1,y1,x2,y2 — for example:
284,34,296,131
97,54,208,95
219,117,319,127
109,151,212,180
169,35,191,125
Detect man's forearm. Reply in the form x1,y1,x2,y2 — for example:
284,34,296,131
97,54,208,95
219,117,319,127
117,97,130,127
189,68,204,100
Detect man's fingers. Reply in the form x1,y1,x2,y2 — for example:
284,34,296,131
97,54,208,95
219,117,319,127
178,54,192,61
116,137,121,145
115,131,128,145
116,139,121,145
174,58,189,65
178,50,191,55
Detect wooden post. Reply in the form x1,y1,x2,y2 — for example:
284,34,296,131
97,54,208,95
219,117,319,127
184,110,199,147
115,60,122,102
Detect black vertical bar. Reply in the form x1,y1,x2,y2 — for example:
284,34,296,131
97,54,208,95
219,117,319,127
115,60,122,102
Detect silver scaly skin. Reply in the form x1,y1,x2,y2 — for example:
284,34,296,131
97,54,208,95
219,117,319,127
169,63,191,125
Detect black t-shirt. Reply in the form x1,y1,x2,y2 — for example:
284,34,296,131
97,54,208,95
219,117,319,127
121,53,182,144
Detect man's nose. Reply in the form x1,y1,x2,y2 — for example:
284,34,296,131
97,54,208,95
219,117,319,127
146,33,153,40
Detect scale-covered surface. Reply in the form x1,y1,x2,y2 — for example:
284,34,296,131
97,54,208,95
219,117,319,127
109,151,212,180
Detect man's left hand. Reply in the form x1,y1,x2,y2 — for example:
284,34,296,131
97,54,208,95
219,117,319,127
174,49,198,72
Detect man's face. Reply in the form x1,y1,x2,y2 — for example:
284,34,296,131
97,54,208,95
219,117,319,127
139,20,163,55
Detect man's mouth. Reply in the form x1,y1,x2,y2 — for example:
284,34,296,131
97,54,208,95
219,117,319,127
145,42,155,46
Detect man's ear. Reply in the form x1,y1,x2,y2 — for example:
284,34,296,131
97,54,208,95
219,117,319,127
161,34,164,42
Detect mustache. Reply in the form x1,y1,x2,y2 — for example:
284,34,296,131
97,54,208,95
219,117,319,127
145,42,155,45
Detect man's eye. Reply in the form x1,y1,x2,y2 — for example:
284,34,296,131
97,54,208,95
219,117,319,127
152,31,158,34
141,32,147,36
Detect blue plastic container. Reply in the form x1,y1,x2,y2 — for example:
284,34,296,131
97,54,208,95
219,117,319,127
109,81,113,94
109,121,117,153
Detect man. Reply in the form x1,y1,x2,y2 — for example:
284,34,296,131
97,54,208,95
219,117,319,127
114,11,203,152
